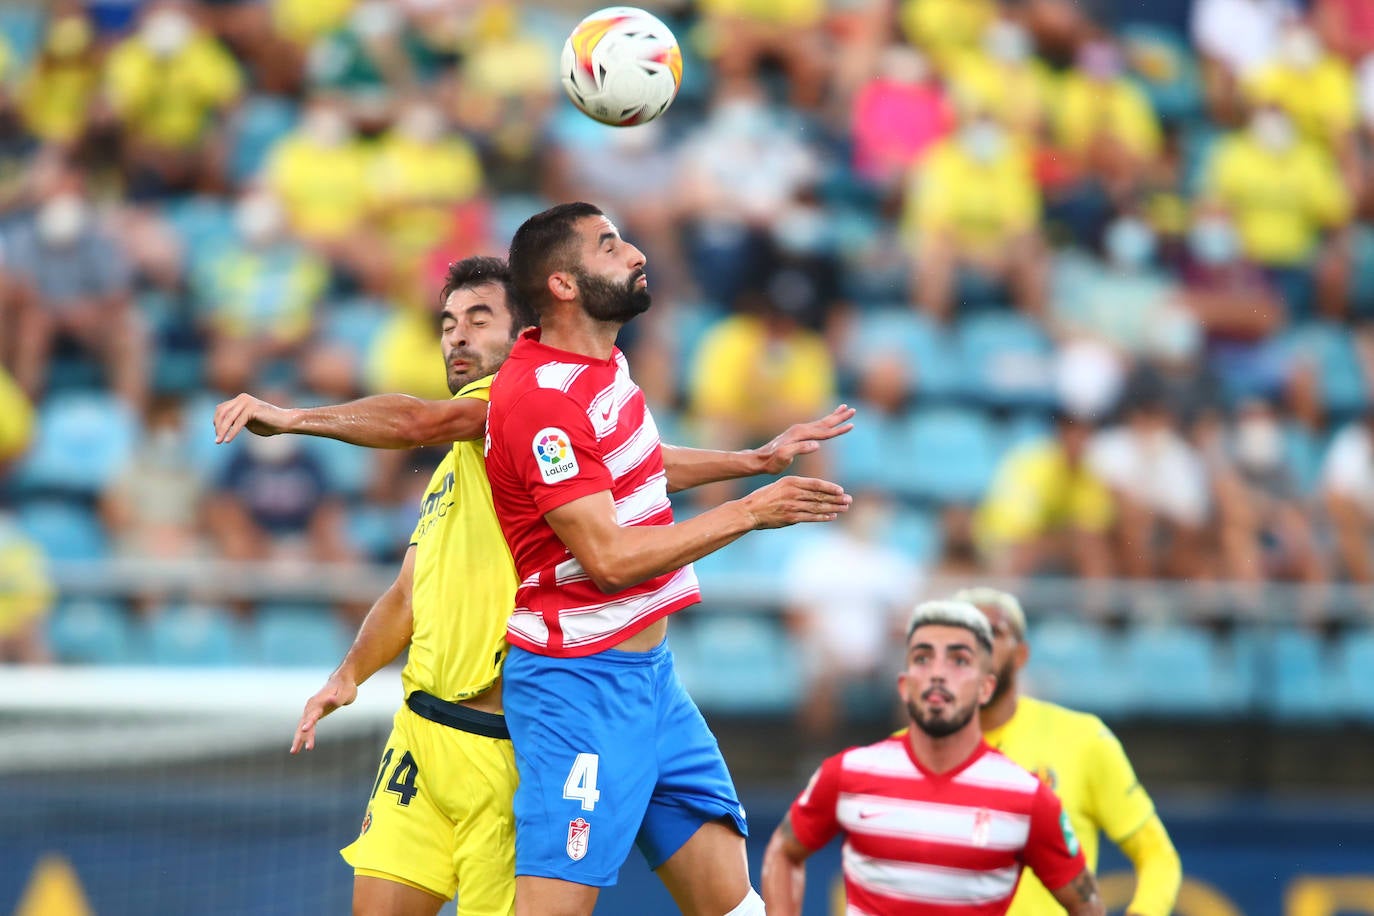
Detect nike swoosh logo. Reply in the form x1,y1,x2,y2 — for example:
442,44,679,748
858,810,882,819
600,408,612,420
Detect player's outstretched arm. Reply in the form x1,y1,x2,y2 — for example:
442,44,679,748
214,392,488,448
544,476,851,593
291,547,417,753
660,404,856,492
761,815,812,916
1051,869,1106,916
1117,815,1183,916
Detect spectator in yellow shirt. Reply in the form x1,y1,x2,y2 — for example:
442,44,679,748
947,19,1057,139
1054,40,1163,202
0,364,34,468
18,11,101,146
905,108,1047,322
900,0,997,73
104,2,243,195
975,410,1115,578
272,0,356,48
1204,105,1352,315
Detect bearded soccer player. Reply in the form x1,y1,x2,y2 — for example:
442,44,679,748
953,587,1182,916
763,600,1105,916
483,202,853,916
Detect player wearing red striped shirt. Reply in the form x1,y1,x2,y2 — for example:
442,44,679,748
763,600,1104,916
487,202,854,916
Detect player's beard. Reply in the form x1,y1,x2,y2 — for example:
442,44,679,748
907,690,979,739
445,343,510,395
983,656,1017,708
575,266,651,324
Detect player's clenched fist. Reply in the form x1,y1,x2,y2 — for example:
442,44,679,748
213,393,294,444
740,476,852,529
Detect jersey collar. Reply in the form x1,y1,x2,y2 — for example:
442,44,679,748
513,328,620,368
454,374,495,398
900,735,992,781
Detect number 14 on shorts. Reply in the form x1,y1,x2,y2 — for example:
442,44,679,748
563,753,601,812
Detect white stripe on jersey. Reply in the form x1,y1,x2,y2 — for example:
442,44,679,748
837,794,1030,851
955,752,1042,795
586,376,640,439
559,565,700,648
842,741,925,779
842,846,1020,906
535,362,586,393
614,473,670,526
604,411,661,480
554,556,591,586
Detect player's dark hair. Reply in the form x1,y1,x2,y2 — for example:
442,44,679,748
507,202,604,317
440,255,535,339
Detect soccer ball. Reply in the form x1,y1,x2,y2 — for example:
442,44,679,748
561,7,683,127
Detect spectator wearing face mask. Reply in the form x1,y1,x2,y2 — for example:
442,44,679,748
1203,104,1351,316
6,172,149,413
17,10,101,145
104,1,243,195
1053,40,1164,203
905,104,1046,322
192,187,329,394
947,18,1056,140
1191,0,1296,123
900,0,997,73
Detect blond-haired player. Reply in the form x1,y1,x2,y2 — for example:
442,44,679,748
952,587,1183,916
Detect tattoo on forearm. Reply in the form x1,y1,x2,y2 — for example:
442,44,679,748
1071,871,1100,903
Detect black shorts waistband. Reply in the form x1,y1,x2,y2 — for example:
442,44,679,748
406,691,510,740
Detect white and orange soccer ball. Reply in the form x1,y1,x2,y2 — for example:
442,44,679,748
561,6,683,127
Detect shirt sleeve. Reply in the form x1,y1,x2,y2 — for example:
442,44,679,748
1023,780,1088,893
788,753,844,852
1085,720,1157,843
497,387,614,516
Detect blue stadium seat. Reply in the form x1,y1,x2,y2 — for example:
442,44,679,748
1001,412,1053,452
301,436,372,500
1024,620,1132,715
1118,23,1203,124
1350,224,1374,313
229,96,299,184
0,6,43,66
1270,630,1340,721
145,605,246,667
1282,423,1326,497
48,600,134,665
16,499,109,562
890,407,1001,504
318,297,390,360
957,313,1055,408
1279,323,1368,418
1337,629,1374,721
846,310,963,400
1122,627,1233,715
16,393,137,496
346,505,409,560
831,414,904,494
881,507,942,566
255,605,351,667
164,196,237,279
672,615,800,714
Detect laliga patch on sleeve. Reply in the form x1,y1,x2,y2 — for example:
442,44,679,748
532,427,580,483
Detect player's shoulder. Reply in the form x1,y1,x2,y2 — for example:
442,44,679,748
835,735,916,777
962,744,1043,795
1022,696,1116,746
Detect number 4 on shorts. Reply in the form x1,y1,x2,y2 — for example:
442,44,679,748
562,753,601,812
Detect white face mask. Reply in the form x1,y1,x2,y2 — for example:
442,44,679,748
397,105,446,144
142,9,192,57
303,108,351,148
1280,28,1321,70
984,20,1031,64
36,194,88,246
1236,415,1282,469
352,0,402,39
961,120,1004,163
1104,217,1156,270
715,98,766,138
1252,110,1295,152
879,46,929,84
235,193,284,246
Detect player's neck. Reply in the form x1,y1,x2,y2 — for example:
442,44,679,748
906,721,984,775
537,312,621,362
979,686,1020,733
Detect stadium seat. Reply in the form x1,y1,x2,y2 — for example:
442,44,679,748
16,393,137,496
164,196,237,279
1270,630,1340,721
1121,627,1232,715
228,96,299,184
1023,620,1132,716
301,435,373,500
832,414,904,494
1282,423,1326,497
254,605,351,668
16,498,109,562
845,310,963,401
48,600,134,665
890,407,1001,504
1279,323,1368,418
1118,23,1204,125
318,297,391,361
145,605,246,668
1000,412,1053,453
1337,629,1374,721
957,313,1054,409
672,615,800,715
0,5,42,65
881,507,942,567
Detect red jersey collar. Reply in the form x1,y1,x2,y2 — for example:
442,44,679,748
513,328,621,368
900,735,991,781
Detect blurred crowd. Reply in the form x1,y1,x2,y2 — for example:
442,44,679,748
2,0,1374,673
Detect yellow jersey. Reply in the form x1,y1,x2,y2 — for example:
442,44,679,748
400,376,516,703
984,696,1156,916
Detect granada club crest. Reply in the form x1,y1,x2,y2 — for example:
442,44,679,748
567,817,591,861
971,808,992,848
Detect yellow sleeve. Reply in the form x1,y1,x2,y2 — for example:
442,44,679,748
194,39,243,106
1119,83,1163,158
914,149,958,235
689,320,752,418
977,448,1049,543
1002,153,1040,233
1117,815,1183,916
1086,721,1156,843
103,43,151,117
1302,147,1352,228
1202,140,1242,208
0,364,34,462
0,540,55,623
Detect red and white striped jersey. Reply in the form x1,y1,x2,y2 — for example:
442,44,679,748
789,736,1086,916
485,329,700,657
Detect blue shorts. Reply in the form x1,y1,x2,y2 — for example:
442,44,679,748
502,639,747,886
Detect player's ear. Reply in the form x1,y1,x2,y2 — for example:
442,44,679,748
896,670,911,704
548,269,578,304
1014,640,1030,671
978,670,996,705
